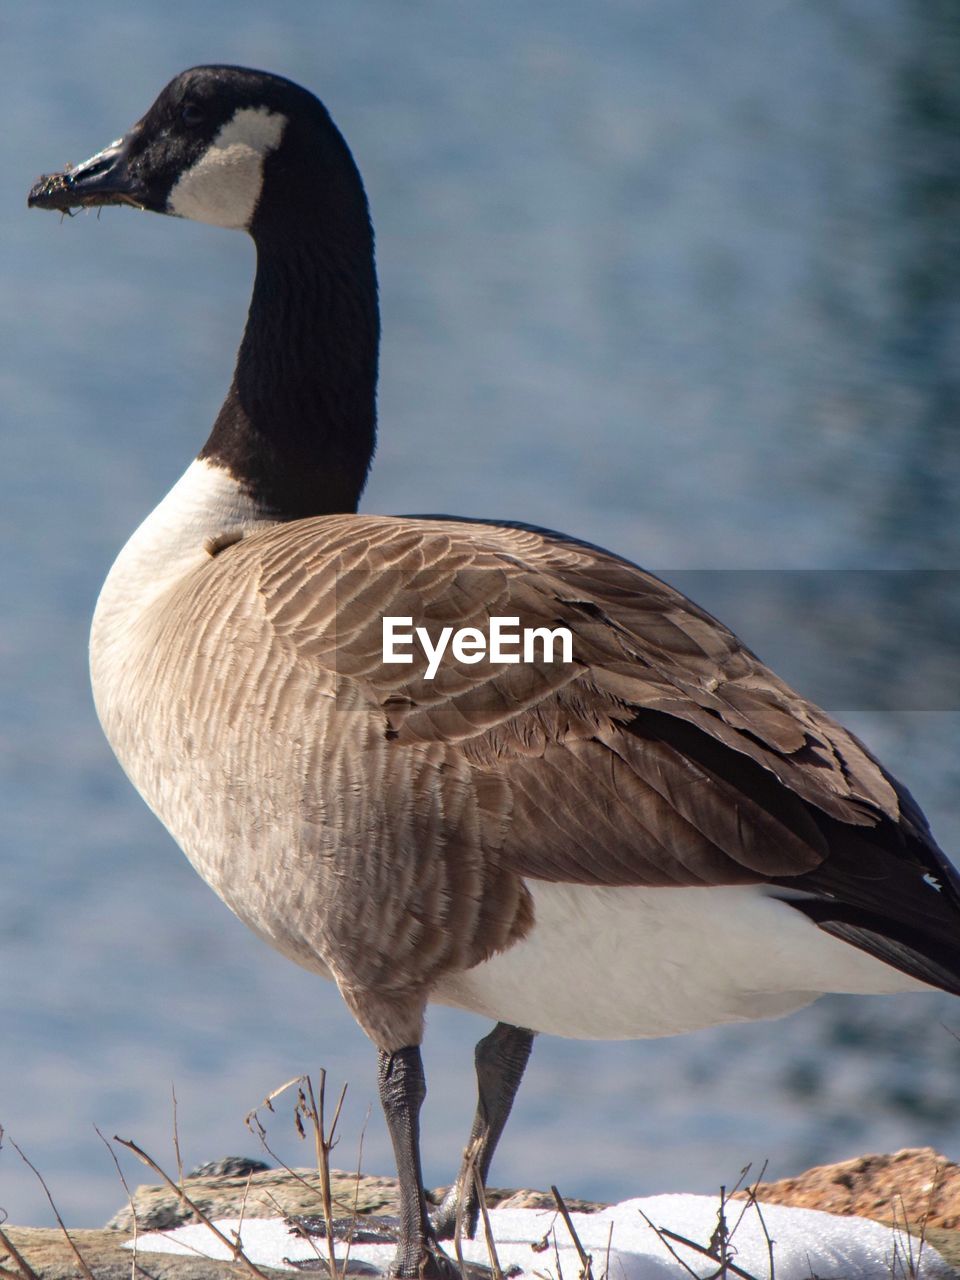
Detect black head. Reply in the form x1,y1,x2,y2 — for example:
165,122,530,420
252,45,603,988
29,65,379,518
28,65,365,239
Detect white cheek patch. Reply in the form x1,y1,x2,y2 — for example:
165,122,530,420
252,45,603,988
168,106,287,229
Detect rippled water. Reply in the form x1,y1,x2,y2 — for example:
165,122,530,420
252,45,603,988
2,0,959,1228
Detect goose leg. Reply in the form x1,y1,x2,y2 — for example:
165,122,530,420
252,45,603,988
432,1022,535,1240
378,1045,457,1279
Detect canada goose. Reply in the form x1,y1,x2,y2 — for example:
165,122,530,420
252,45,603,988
29,65,960,1278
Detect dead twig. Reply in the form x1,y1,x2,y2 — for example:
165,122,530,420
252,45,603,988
637,1209,701,1280
736,1164,774,1280
551,1186,594,1280
8,1138,96,1280
708,1184,734,1279
646,1219,760,1280
0,1146,40,1280
727,1165,760,1242
0,1219,41,1280
113,1135,271,1280
637,1170,773,1280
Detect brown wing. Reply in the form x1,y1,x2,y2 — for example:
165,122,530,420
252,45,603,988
244,511,920,890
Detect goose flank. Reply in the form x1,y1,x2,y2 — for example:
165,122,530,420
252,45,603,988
29,65,960,1279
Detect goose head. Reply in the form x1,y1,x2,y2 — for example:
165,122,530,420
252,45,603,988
31,66,379,518
29,64,368,239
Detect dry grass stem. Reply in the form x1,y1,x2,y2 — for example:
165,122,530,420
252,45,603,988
233,1168,257,1261
550,1186,594,1280
7,1137,96,1280
94,1125,145,1280
338,1111,370,1280
245,1079,338,1212
601,1221,614,1280
245,1114,327,1207
888,1179,937,1280
113,1135,271,1280
552,1222,565,1280
303,1070,346,1280
453,1137,480,1280
473,1163,504,1280
747,1198,775,1280
890,1162,942,1280
0,1137,40,1280
171,1085,184,1190
453,1212,467,1280
246,1071,360,1279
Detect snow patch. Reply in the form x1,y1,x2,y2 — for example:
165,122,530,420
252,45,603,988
126,1192,952,1278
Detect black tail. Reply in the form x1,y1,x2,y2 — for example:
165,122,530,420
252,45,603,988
775,798,960,998
787,900,960,998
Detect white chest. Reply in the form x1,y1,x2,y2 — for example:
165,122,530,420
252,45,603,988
89,460,324,953
91,459,269,665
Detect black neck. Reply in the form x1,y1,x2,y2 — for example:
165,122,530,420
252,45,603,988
199,199,379,517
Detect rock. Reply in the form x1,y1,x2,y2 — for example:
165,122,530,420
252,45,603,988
105,1166,406,1232
740,1146,960,1230
738,1147,960,1270
188,1156,272,1179
0,1225,291,1278
105,1162,606,1233
492,1188,605,1213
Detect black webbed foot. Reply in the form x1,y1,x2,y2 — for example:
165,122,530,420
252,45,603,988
288,1212,401,1246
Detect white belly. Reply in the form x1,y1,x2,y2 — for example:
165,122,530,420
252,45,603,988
432,880,929,1039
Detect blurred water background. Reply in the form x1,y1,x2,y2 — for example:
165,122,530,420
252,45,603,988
3,0,960,1229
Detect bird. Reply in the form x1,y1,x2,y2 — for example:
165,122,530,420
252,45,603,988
29,64,960,1279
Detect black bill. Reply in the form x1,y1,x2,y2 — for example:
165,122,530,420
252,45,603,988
28,135,145,213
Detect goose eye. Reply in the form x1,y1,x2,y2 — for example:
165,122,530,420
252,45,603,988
181,102,204,127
